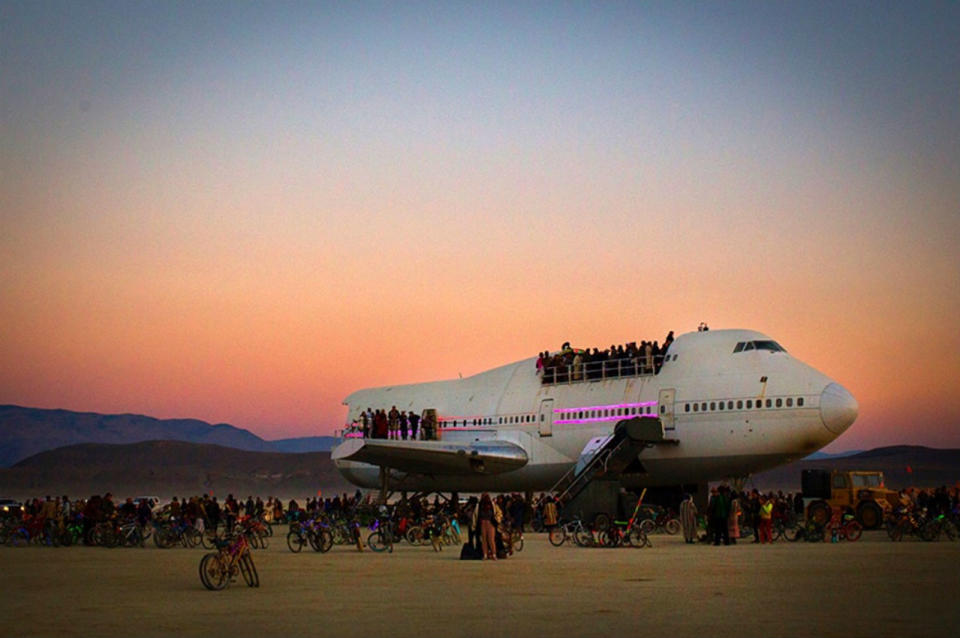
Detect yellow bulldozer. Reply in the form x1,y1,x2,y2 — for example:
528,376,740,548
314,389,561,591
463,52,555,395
801,469,899,529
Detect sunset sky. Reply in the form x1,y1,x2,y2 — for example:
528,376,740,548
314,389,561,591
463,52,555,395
2,2,958,451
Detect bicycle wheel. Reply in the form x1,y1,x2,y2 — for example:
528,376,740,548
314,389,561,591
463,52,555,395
100,526,119,548
201,531,218,550
804,522,823,542
199,553,228,591
367,530,387,552
598,529,620,548
573,527,593,547
124,526,143,548
664,519,681,535
184,528,202,548
239,553,259,588
843,521,863,542
317,529,333,553
8,528,29,547
154,528,173,549
408,526,427,545
639,519,655,534
627,528,650,548
512,535,524,552
286,530,305,553
784,524,803,542
548,527,566,547
772,522,785,542
920,521,939,542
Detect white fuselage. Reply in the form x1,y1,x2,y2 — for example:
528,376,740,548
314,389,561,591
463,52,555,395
333,329,858,491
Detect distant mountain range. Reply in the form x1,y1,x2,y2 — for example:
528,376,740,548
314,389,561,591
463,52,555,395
0,440,351,498
750,445,960,492
803,449,864,460
0,405,338,467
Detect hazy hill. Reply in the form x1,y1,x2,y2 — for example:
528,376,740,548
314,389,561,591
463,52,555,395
803,449,864,460
0,440,352,499
269,436,339,453
0,405,278,467
750,445,960,492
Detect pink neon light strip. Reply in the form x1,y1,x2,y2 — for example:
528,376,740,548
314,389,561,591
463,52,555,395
555,414,659,425
554,401,657,414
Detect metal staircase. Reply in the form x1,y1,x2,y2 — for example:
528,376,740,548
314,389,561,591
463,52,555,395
550,417,676,506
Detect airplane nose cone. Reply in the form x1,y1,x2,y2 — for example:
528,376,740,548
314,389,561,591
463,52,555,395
820,383,858,434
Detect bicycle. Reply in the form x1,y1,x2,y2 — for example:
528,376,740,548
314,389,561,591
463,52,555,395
548,515,598,547
920,513,958,542
286,518,333,553
885,508,927,542
367,517,396,553
199,534,259,590
237,515,270,549
637,505,681,535
153,518,202,549
59,516,85,547
823,509,862,542
599,490,652,548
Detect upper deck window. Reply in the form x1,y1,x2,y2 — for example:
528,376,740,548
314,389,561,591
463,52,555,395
733,340,786,354
754,340,785,352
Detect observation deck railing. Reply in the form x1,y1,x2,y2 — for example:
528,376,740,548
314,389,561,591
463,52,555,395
540,354,666,385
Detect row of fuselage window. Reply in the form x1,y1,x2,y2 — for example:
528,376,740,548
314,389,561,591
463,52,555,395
683,396,806,413
438,398,806,428
439,405,658,428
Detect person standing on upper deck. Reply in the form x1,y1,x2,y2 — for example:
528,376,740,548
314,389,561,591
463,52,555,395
408,411,420,440
663,330,675,353
388,406,400,440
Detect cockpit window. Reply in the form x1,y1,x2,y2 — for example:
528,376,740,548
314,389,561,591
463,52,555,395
754,340,785,352
733,340,786,354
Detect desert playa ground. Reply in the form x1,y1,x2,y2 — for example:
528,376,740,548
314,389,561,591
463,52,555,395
2,530,958,638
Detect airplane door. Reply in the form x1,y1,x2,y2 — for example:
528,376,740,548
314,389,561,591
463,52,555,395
537,398,554,437
658,388,676,431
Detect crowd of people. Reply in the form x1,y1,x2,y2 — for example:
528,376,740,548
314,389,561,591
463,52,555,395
5,483,960,551
537,330,675,384
894,485,957,516
0,491,374,543
691,487,805,546
346,407,438,440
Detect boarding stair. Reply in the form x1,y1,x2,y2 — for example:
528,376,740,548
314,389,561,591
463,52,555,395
550,417,677,510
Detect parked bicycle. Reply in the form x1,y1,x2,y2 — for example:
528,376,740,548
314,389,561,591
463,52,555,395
367,516,397,553
199,534,259,590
